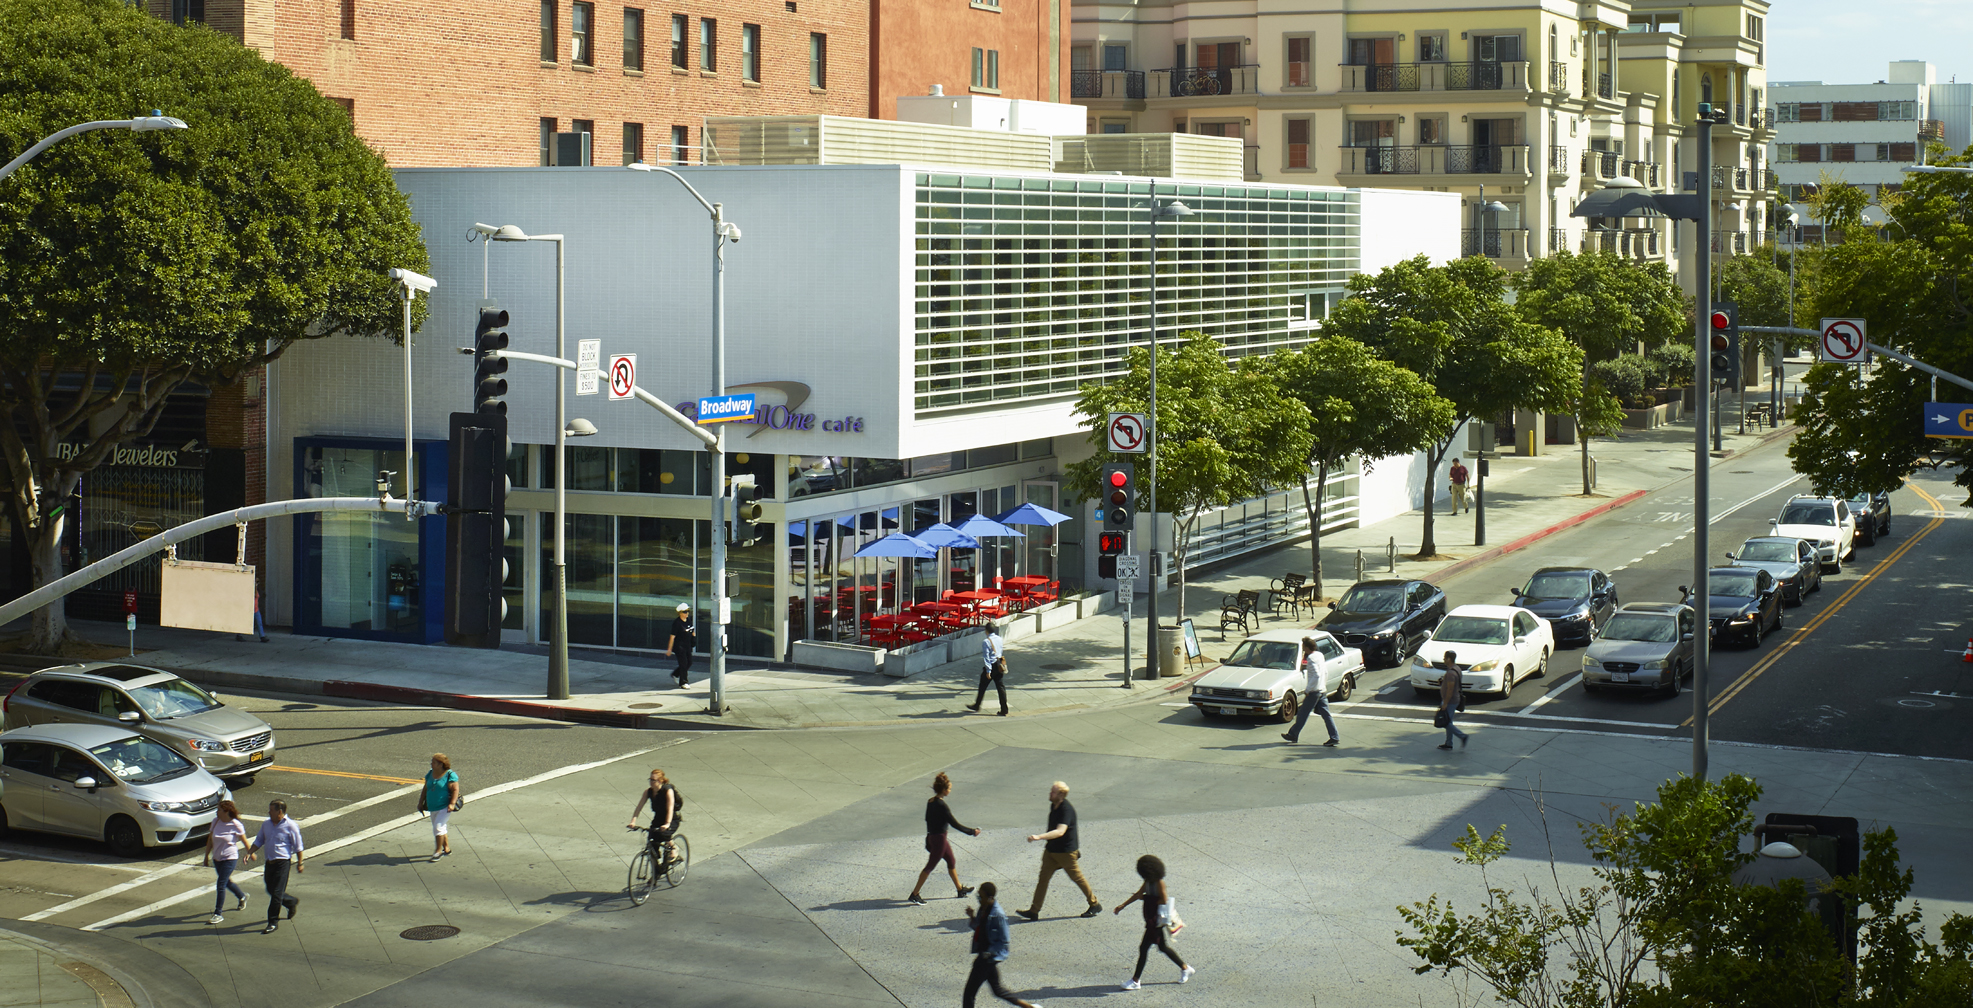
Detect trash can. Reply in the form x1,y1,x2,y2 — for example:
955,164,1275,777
1156,625,1183,677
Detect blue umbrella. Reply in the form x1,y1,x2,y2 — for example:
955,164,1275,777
951,514,1026,539
912,523,980,549
852,533,938,559
993,502,1073,527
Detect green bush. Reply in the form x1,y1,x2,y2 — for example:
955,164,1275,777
1649,341,1697,387
1591,355,1657,409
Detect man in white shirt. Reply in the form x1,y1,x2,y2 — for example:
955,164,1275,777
968,629,1009,716
1280,636,1341,747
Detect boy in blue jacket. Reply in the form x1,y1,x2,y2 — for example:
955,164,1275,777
963,882,1035,1007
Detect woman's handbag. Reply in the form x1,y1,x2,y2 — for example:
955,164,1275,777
1432,709,1450,729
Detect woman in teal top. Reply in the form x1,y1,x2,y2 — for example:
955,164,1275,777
423,753,461,861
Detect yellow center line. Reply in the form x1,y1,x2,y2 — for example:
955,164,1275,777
265,765,421,785
1680,482,1947,727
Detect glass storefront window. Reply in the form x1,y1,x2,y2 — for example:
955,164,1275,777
619,517,698,647
296,443,429,639
532,513,772,658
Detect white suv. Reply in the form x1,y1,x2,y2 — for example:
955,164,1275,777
1770,496,1855,573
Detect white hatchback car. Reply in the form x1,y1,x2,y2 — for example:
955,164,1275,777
1189,628,1364,724
1409,604,1553,699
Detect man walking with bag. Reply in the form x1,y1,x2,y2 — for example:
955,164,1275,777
248,799,303,934
1436,651,1469,750
1280,636,1340,748
1448,458,1471,514
967,628,1009,716
1017,781,1100,920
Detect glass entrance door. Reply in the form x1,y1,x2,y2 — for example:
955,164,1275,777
1021,482,1059,582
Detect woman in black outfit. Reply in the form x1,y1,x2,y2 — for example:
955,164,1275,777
909,772,980,905
1112,854,1193,989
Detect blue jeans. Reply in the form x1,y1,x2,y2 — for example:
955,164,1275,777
213,858,245,913
1285,691,1337,743
1443,708,1468,745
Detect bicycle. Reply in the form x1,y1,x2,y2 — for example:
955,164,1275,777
626,825,692,904
1172,71,1223,97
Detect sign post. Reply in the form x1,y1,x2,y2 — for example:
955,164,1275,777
124,591,137,656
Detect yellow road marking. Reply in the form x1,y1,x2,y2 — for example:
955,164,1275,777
265,765,420,785
1681,482,1947,727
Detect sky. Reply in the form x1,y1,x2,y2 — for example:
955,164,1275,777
1766,0,1973,87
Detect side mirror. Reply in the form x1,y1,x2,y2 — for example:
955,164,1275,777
1723,553,1735,561
73,776,97,790
1768,518,1778,526
116,710,140,723
1327,601,1337,610
1681,633,1695,642
1512,636,1528,645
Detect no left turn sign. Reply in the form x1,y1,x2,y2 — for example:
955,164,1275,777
1107,412,1149,453
1819,318,1867,363
608,354,637,400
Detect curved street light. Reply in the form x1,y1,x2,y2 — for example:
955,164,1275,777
0,113,189,183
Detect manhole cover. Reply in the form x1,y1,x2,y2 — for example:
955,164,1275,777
1898,699,1937,709
399,925,461,941
1040,663,1077,671
628,702,663,710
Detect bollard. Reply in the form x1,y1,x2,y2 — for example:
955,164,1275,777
1355,550,1364,584
1388,536,1397,571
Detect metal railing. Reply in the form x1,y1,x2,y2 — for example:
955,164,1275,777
1548,144,1571,174
1548,226,1568,252
1764,108,1777,129
1597,71,1612,98
1584,150,1621,179
1548,61,1569,93
1337,60,1528,92
1710,230,1748,255
1181,481,1359,573
1462,227,1530,259
1622,160,1662,188
1071,69,1145,100
1150,65,1261,98
1921,119,1946,142
1338,144,1531,175
1735,103,1746,126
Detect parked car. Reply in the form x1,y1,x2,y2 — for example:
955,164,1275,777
1409,605,1553,700
2,664,275,781
1315,578,1447,669
1725,536,1822,606
1189,628,1364,723
1846,490,1893,546
1770,496,1855,573
1701,566,1783,647
1509,566,1619,646
1581,602,1697,697
0,723,227,857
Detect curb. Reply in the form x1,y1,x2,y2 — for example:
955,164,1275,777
1424,488,1649,586
0,920,213,1008
320,680,754,732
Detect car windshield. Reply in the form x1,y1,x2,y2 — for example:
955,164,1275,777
1224,640,1300,670
1712,571,1760,597
1847,493,1872,506
1337,586,1403,612
1602,613,1678,643
1433,616,1510,646
126,678,220,720
1521,572,1590,601
1778,504,1833,526
88,736,197,785
1738,542,1798,563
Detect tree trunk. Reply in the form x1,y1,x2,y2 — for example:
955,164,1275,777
1419,438,1448,557
1301,466,1331,597
1174,511,1201,623
26,509,70,654
1580,429,1593,496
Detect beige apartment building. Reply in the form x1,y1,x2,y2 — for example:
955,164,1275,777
1070,0,1774,291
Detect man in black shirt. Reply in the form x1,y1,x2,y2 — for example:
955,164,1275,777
665,603,696,688
1017,781,1100,920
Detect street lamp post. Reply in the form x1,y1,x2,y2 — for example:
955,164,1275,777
387,268,438,515
0,113,188,183
1570,102,1727,779
628,163,742,715
1143,192,1192,682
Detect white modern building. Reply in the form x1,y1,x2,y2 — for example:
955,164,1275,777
262,113,1457,662
1770,61,1973,242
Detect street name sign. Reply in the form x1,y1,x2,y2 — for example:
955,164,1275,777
696,393,758,425
1819,318,1868,363
1107,412,1149,453
1924,402,1973,439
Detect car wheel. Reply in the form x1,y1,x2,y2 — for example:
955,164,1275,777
0,803,9,839
1332,674,1355,703
1533,648,1549,679
105,815,146,859
1276,691,1299,725
1772,607,1784,633
1496,666,1516,699
1660,673,1680,698
1196,706,1222,719
1827,553,1842,575
1581,683,1601,694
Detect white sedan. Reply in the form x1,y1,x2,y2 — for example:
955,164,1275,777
1189,628,1364,723
1409,604,1552,699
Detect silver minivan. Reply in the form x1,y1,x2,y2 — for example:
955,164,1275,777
0,723,228,857
2,663,275,781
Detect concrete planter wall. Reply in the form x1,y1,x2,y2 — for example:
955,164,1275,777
994,612,1037,640
1621,401,1675,429
1071,592,1114,618
793,640,886,675
891,638,952,677
1034,602,1080,632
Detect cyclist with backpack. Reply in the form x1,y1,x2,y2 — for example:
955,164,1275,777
627,768,684,864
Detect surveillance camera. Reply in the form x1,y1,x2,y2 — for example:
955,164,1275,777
720,222,742,243
388,267,438,294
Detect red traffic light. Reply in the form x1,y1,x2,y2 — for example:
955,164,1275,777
1108,470,1128,487
1710,311,1731,330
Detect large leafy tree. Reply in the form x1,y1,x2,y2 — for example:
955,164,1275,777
1325,256,1581,555
1065,334,1312,621
0,0,428,650
1249,338,1452,595
1512,252,1685,495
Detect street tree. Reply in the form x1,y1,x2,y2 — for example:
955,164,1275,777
1512,252,1684,495
1249,338,1452,596
1065,334,1312,620
0,0,427,651
1325,256,1581,555
1396,772,1973,1007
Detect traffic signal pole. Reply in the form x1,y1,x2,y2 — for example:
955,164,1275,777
1692,104,1717,781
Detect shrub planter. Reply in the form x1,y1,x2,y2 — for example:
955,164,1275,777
1071,592,1113,618
793,640,887,675
1033,602,1080,632
892,638,953,677
994,612,1037,640
1621,401,1675,429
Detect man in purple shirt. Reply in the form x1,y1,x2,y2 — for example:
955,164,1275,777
248,799,304,934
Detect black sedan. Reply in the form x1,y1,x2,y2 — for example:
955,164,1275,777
1847,491,1893,546
1702,566,1783,647
1316,579,1447,669
1510,566,1619,646
1726,536,1821,606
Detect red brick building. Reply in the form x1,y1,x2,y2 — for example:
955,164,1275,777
145,1,1068,168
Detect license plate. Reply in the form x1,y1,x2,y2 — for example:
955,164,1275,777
247,751,272,764
1610,672,1630,683
1219,707,1240,716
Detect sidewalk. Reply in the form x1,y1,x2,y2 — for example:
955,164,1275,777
0,919,209,1008
13,411,1798,733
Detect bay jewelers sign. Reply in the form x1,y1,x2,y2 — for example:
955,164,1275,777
55,442,200,468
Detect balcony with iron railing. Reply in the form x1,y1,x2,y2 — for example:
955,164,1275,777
1548,145,1571,175
1548,61,1569,93
1548,226,1568,253
1337,60,1529,92
1710,230,1748,255
1149,65,1261,98
1764,107,1776,130
1583,71,1611,99
1584,150,1622,180
1071,69,1146,100
1921,119,1946,142
1339,144,1532,176
1462,227,1530,260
